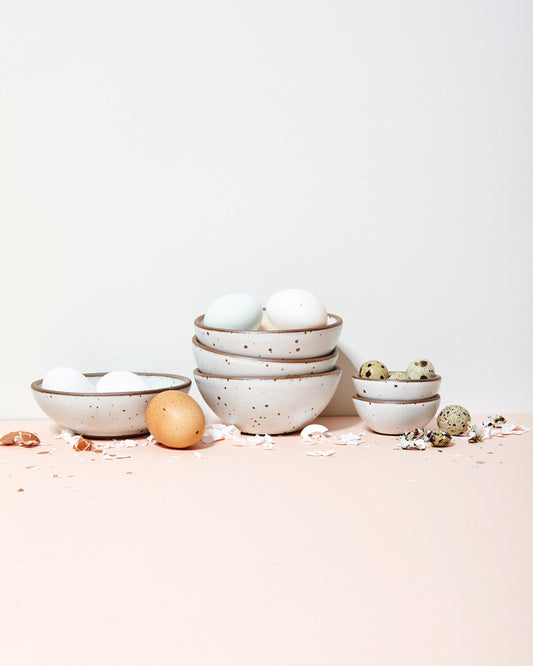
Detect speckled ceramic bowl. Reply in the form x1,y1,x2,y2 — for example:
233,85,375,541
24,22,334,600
194,367,342,434
353,394,440,435
192,336,339,377
193,313,343,360
31,372,191,438
353,374,441,401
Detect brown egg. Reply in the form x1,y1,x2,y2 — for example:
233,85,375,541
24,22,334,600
145,391,205,449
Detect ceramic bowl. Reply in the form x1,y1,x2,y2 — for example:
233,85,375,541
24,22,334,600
193,313,343,360
194,367,342,434
31,372,191,438
353,374,441,401
192,336,339,377
353,394,441,435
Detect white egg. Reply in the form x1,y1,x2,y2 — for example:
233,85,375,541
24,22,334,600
42,367,94,393
266,289,328,330
203,293,263,331
96,371,151,393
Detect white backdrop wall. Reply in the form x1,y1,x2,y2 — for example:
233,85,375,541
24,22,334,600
1,0,532,419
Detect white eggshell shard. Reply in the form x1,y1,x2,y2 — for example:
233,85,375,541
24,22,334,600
96,371,151,393
42,367,94,393
266,289,327,330
203,293,263,331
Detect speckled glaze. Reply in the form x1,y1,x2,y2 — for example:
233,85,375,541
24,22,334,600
353,374,441,401
353,394,441,435
192,337,339,377
194,367,342,435
193,313,343,360
31,372,191,437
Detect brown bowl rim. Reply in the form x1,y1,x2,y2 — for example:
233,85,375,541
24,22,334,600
192,336,338,364
194,367,341,381
352,393,441,405
31,372,192,397
352,374,442,383
194,312,343,334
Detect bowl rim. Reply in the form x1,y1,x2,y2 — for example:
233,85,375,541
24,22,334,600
194,367,341,381
352,393,440,405
192,336,338,364
31,372,192,397
194,312,343,334
352,373,441,383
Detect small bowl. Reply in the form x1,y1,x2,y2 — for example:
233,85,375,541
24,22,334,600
353,394,441,435
192,336,339,377
31,372,191,438
193,313,343,359
352,374,441,401
194,367,342,434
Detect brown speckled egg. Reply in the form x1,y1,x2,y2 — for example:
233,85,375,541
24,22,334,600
359,360,390,380
437,404,470,436
146,391,205,449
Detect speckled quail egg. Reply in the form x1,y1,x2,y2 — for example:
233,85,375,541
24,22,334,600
427,430,452,447
437,405,471,436
406,359,436,380
388,371,409,380
359,360,390,380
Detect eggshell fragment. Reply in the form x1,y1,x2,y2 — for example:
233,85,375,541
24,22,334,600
145,391,205,449
1,431,40,447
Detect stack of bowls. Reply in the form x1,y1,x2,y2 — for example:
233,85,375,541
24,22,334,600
193,313,343,434
352,373,442,435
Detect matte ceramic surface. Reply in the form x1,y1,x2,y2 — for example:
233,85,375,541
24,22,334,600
194,367,342,435
193,313,343,360
353,374,441,401
31,372,191,437
192,337,339,377
353,394,441,435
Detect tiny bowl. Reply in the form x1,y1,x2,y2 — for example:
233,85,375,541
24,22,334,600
352,374,441,401
194,367,342,435
353,394,441,435
192,336,339,377
193,313,343,360
31,372,191,438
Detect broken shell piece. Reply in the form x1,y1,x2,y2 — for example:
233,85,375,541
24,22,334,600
1,431,40,447
466,422,484,443
300,424,329,441
481,414,506,428
427,430,452,447
402,428,426,442
73,437,93,451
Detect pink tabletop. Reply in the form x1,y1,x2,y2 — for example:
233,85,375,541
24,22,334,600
1,415,531,666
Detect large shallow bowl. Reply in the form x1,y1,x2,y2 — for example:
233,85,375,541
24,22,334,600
194,367,342,435
192,336,339,377
353,394,441,435
353,374,441,401
31,372,191,438
193,313,343,359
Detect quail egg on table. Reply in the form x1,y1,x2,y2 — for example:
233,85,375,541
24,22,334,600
359,360,390,380
406,359,436,380
427,430,452,447
437,404,471,436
